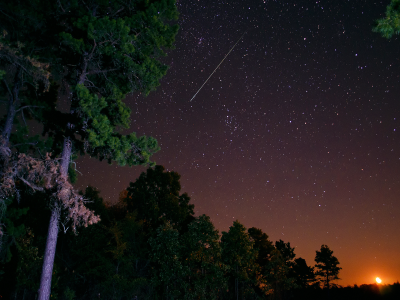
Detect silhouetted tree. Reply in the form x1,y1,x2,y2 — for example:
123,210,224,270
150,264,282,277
266,240,297,300
1,0,180,298
248,227,274,297
292,257,315,289
221,220,258,300
314,245,341,289
124,165,195,233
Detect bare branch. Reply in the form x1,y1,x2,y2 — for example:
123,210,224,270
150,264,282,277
2,79,13,100
21,109,27,127
17,175,44,192
15,105,44,113
11,142,38,147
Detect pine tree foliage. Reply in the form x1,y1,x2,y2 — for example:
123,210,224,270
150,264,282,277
373,0,400,38
41,0,179,166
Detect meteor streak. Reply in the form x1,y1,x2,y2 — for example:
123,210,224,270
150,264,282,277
190,32,247,102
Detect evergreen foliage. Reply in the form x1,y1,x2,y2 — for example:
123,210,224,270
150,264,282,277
373,0,400,38
1,1,179,298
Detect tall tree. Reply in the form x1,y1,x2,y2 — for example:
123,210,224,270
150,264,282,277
373,0,400,38
314,245,342,289
2,0,179,298
265,240,297,300
40,1,179,299
248,227,274,297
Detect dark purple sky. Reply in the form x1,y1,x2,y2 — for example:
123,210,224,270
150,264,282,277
76,0,400,286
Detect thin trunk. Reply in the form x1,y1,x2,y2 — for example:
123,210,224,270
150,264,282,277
2,97,16,144
38,204,60,300
37,49,88,300
1,68,22,145
37,138,71,300
326,273,330,289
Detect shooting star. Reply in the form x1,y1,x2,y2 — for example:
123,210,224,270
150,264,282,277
190,32,247,102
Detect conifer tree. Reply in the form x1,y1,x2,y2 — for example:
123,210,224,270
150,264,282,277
39,1,179,298
1,1,179,299
314,244,341,289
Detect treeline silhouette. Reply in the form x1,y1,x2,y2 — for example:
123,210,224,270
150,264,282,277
294,282,400,300
1,165,376,300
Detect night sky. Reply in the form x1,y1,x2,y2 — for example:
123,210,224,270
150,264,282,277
76,0,400,286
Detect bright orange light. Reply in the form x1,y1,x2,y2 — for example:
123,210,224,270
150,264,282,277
376,277,382,284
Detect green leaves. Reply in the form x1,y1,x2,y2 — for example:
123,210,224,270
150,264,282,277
181,215,227,300
149,222,189,299
373,0,400,38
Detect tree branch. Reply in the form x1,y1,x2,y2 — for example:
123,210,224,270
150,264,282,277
2,79,13,100
21,109,27,127
16,105,45,113
17,176,44,192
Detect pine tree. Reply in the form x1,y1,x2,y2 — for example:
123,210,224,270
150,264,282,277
39,1,179,298
373,0,400,38
314,244,342,289
1,1,179,299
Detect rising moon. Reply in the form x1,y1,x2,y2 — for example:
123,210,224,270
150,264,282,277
376,277,382,284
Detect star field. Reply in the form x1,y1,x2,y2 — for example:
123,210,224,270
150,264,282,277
76,0,400,286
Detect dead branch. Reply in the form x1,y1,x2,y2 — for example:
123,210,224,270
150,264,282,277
0,137,100,235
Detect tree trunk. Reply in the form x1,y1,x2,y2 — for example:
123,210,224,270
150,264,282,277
38,205,60,300
37,137,71,299
326,273,330,290
1,67,22,145
2,97,16,144
37,50,86,300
